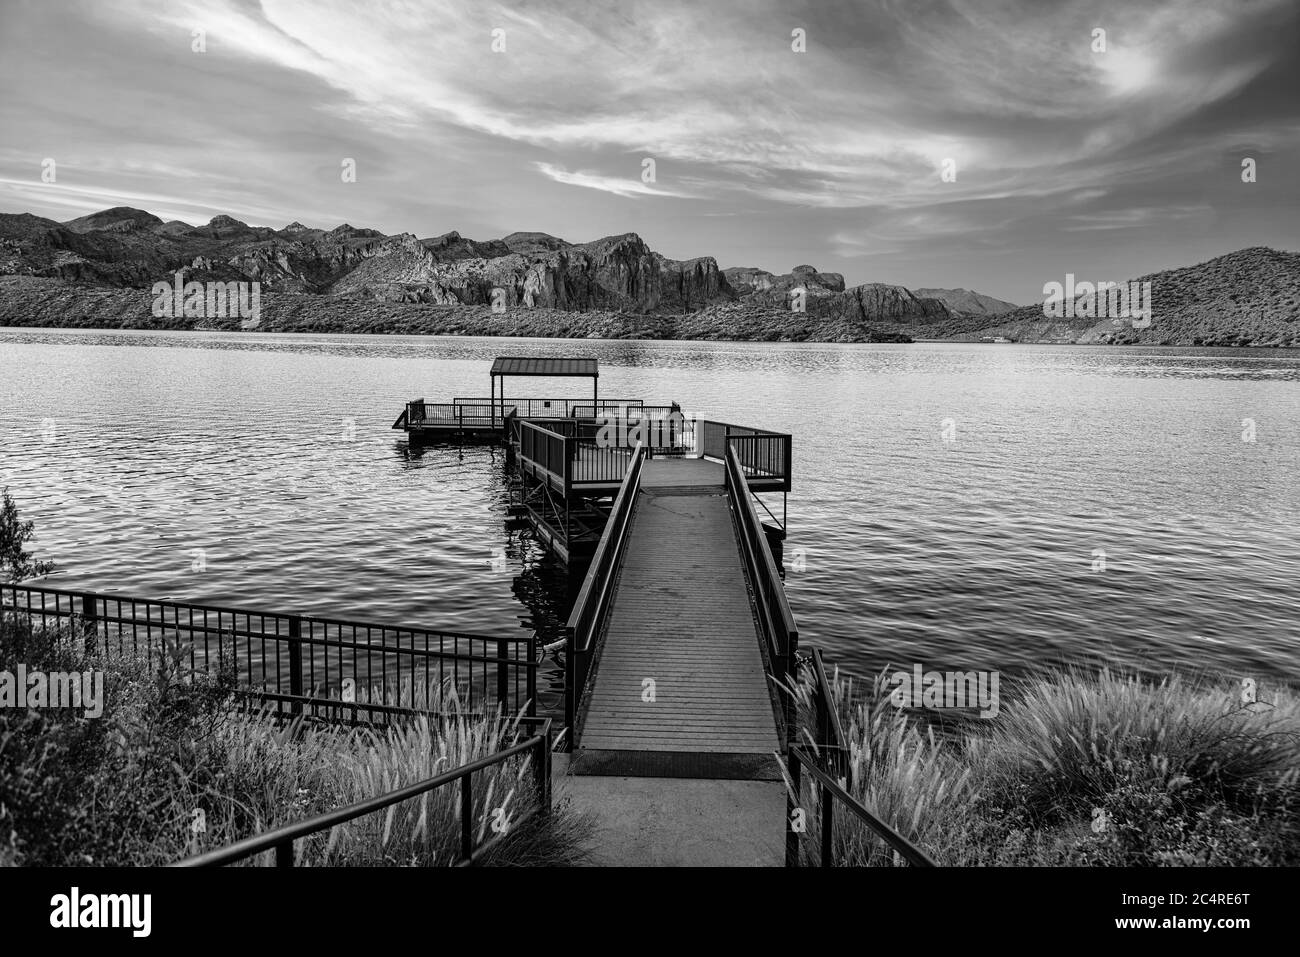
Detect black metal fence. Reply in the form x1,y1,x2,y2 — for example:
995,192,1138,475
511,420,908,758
0,584,538,722
702,420,792,490
516,419,637,491
785,648,936,868
462,396,643,419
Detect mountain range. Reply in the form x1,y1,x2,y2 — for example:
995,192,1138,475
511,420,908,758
0,206,1296,346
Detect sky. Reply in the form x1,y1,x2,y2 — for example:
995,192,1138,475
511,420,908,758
1,0,1298,303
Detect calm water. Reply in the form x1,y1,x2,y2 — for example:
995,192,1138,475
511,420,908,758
1,328,1298,692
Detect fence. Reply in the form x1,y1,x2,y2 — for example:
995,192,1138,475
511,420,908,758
784,648,936,868
461,397,643,419
516,420,636,492
0,584,538,722
701,420,791,490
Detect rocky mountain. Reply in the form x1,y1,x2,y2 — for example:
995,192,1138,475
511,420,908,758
948,248,1300,347
0,205,1291,346
0,207,740,315
722,264,951,326
913,287,1019,316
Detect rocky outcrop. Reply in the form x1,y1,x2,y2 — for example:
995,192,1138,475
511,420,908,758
947,247,1300,346
731,263,949,325
913,287,1019,315
62,207,163,234
835,283,951,324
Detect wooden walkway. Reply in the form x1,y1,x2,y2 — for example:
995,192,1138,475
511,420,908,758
573,458,781,778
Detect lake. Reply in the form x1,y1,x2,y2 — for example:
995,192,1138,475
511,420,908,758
1,328,1297,698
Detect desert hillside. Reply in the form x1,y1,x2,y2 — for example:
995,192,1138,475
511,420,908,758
0,207,1295,346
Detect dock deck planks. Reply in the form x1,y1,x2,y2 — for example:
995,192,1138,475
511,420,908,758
578,458,781,763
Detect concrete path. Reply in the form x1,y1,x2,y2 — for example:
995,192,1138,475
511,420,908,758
558,759,786,866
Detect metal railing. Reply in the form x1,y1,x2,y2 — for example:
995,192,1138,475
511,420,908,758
516,420,636,492
518,420,570,488
785,745,937,868
401,399,514,431
174,719,553,867
724,444,798,734
702,420,792,490
460,397,643,419
563,444,646,743
809,647,849,776
784,648,936,867
1,584,538,721
571,407,697,456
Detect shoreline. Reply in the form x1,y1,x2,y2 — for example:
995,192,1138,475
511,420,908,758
3,322,1299,351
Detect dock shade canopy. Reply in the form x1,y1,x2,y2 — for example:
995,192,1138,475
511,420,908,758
490,356,599,420
489,357,598,378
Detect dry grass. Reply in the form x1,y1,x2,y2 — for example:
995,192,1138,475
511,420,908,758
0,615,593,867
784,663,1300,866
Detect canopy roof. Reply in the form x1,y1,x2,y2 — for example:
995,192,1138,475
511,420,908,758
489,357,598,378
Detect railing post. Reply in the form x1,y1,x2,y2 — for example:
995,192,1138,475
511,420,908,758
496,638,509,712
288,616,304,718
460,773,474,863
526,631,538,718
820,781,834,867
785,643,798,744
275,838,294,867
816,682,829,756
80,592,97,654
785,749,802,867
564,625,576,749
534,729,551,819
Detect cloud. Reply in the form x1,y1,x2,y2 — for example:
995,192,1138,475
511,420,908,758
532,162,696,199
0,0,1296,300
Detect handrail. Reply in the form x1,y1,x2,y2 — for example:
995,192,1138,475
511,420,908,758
810,647,848,775
701,420,792,490
724,444,798,736
517,419,635,491
1,584,537,721
173,720,553,867
454,397,644,419
785,746,936,868
562,444,646,744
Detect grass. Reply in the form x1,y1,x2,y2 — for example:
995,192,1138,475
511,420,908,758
0,614,593,867
784,663,1300,866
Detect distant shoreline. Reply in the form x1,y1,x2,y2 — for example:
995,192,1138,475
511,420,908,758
5,324,1299,352
1,272,1297,349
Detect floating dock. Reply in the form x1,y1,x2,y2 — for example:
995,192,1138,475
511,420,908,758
394,356,799,864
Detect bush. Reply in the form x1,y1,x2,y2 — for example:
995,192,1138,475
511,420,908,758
787,664,1300,866
0,615,592,866
0,487,54,583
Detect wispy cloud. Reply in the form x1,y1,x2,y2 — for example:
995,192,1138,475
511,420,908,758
533,162,696,199
0,0,1296,301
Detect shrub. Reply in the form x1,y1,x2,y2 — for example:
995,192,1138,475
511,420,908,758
787,664,1300,866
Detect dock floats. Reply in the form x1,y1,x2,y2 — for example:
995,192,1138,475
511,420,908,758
395,356,799,864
